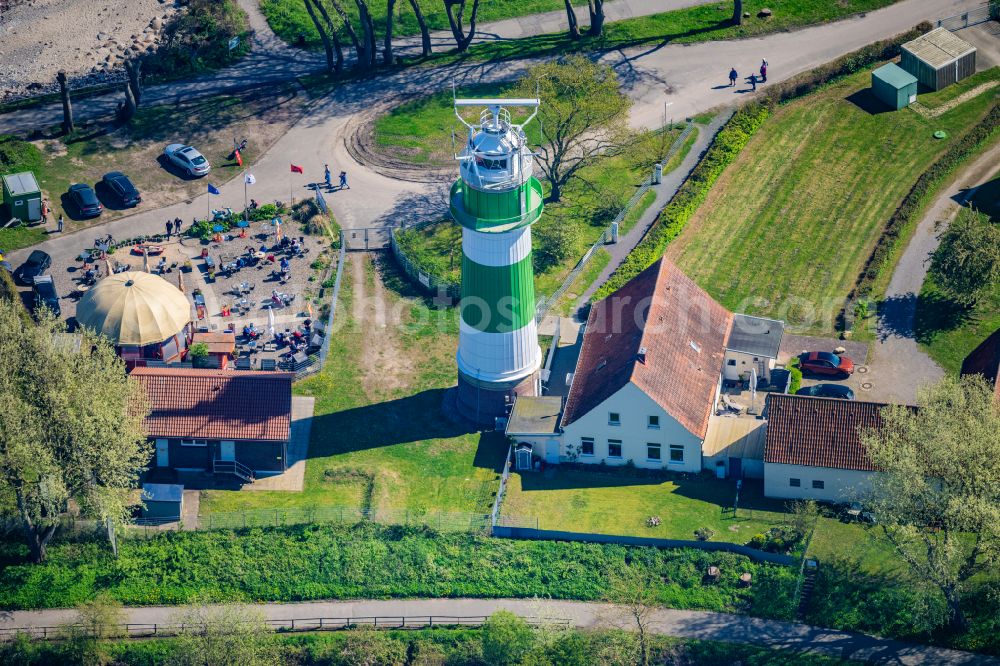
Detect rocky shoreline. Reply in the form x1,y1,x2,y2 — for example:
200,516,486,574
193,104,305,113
0,0,183,102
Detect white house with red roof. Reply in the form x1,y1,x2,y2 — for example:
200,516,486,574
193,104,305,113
509,259,733,472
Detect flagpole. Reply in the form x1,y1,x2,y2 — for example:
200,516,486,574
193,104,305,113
243,170,248,222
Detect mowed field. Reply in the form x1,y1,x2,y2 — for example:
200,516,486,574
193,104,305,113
667,68,999,332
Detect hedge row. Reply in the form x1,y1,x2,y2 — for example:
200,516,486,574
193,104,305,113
850,100,1000,301
592,23,933,301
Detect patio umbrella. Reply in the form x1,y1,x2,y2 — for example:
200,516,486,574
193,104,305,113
212,224,225,233
237,219,249,228
267,305,275,337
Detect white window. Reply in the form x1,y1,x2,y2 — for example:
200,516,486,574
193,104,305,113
727,359,736,366
608,440,622,458
180,439,208,447
790,478,801,487
647,415,660,429
647,443,661,461
812,480,825,490
668,445,684,463
580,437,595,456
608,412,621,426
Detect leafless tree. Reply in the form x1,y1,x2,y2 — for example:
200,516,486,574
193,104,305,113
587,0,605,37
383,0,398,64
303,0,339,72
564,0,580,40
124,59,143,107
356,0,378,68
408,0,432,56
57,70,74,134
444,0,481,52
733,0,743,25
328,0,367,68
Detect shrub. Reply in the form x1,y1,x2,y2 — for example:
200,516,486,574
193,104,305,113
695,527,715,541
746,527,803,554
481,611,534,666
593,23,933,301
788,357,802,394
144,0,251,81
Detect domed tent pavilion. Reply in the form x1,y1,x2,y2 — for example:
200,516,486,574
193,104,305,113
76,271,193,366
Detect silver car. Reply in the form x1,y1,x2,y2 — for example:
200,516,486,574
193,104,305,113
164,144,211,177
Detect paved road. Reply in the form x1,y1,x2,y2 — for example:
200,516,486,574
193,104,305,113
869,140,1000,404
1,598,995,665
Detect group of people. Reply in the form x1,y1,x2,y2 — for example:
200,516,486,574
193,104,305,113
728,59,768,90
164,217,184,238
323,164,349,190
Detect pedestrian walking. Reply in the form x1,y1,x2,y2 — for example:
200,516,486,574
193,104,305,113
41,199,50,222
324,164,332,189
749,73,757,91
339,171,349,190
165,219,173,238
174,217,183,235
729,67,738,87
57,214,64,233
760,59,768,83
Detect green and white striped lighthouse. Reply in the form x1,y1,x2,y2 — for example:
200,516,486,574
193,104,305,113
450,98,545,424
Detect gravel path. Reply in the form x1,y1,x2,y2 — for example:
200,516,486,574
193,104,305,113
1,598,996,665
868,139,1000,405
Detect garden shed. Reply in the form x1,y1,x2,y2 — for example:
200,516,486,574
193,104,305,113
871,63,918,110
2,171,42,223
900,27,976,91
140,483,184,522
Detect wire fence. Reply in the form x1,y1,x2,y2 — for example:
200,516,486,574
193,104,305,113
489,445,514,528
936,3,995,30
0,615,572,642
119,505,493,538
390,221,461,301
293,187,347,380
534,122,694,322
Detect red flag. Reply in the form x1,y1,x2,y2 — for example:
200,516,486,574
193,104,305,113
290,164,304,174
234,149,243,167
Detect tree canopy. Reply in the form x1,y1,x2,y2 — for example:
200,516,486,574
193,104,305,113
0,298,150,562
860,375,1000,632
510,56,632,203
928,207,1000,304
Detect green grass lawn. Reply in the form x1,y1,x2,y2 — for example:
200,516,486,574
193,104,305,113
501,470,791,543
666,67,999,333
199,253,506,516
915,207,1000,376
0,85,309,252
551,246,612,316
266,0,900,63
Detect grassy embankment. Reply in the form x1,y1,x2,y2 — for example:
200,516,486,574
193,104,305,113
664,67,998,333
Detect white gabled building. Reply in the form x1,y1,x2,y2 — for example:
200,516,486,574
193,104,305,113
553,259,732,473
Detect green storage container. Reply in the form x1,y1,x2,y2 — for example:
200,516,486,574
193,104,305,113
2,171,42,223
871,63,918,111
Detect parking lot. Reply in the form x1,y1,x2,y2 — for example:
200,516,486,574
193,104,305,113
778,333,888,402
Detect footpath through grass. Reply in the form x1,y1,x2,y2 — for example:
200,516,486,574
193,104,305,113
666,67,998,333
266,0,900,63
199,254,503,516
0,522,797,613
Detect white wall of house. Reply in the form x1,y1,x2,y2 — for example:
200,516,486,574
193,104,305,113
764,462,874,502
703,454,764,479
723,350,775,382
560,382,703,473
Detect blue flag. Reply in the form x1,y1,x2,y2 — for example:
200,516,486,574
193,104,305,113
207,184,221,195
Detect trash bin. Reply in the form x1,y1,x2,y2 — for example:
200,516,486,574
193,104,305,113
653,162,663,184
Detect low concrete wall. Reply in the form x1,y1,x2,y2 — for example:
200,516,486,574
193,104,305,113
491,526,796,566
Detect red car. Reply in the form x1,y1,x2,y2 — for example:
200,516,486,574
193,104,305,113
799,351,854,377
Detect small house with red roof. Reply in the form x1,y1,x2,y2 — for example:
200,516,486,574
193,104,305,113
132,367,294,483
763,393,886,501
960,328,1000,400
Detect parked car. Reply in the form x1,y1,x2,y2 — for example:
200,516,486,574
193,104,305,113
14,250,52,285
796,383,855,400
68,183,103,218
102,171,141,207
164,144,211,177
798,351,855,377
31,274,60,317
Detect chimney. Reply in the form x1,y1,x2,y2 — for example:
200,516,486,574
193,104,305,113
637,346,647,364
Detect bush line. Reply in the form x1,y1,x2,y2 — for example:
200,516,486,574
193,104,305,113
850,100,1000,302
593,23,933,301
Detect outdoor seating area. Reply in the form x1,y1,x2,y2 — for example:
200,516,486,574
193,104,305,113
228,317,322,373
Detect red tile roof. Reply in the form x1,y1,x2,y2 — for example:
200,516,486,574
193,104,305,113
961,328,1000,399
562,259,732,438
131,367,293,441
764,394,888,471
